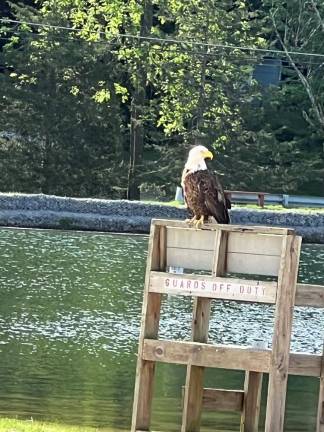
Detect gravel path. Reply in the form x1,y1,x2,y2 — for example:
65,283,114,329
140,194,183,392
0,193,323,243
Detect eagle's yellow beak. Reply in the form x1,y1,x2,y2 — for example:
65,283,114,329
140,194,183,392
203,150,213,160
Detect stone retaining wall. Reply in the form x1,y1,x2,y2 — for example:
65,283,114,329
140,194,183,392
0,193,323,243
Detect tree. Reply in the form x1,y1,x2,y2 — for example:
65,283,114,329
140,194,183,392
1,0,323,199
40,0,265,198
265,0,324,133
0,3,127,196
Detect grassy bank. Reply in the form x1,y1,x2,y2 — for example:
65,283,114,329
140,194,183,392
0,419,124,432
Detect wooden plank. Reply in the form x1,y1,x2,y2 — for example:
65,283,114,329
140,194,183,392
131,224,163,432
167,246,213,270
181,297,211,432
167,228,283,256
289,352,322,377
240,371,263,432
212,230,228,275
159,226,167,271
167,250,281,277
167,226,216,250
167,246,281,275
295,283,324,308
317,343,324,432
227,232,282,256
181,229,223,432
202,388,244,411
142,339,322,377
149,272,277,304
227,252,280,276
152,218,294,235
143,339,270,373
150,272,324,308
265,235,301,432
166,225,286,276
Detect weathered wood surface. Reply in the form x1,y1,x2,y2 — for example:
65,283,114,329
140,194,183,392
159,225,167,271
202,388,244,411
317,343,324,432
181,297,211,432
149,272,277,303
149,271,324,308
132,220,320,432
227,253,280,276
142,339,322,377
265,235,301,432
167,227,282,255
167,242,280,274
131,225,164,432
295,283,324,308
182,229,226,432
166,225,283,275
180,233,223,432
289,352,323,377
143,339,270,373
152,218,294,235
240,371,263,432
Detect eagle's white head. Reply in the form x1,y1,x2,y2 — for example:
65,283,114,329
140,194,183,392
184,145,213,172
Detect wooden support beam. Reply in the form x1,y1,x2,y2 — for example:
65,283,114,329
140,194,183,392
131,220,317,432
131,225,165,432
142,339,322,377
181,298,211,432
149,271,324,308
289,352,323,377
202,388,244,411
143,339,270,373
265,235,301,432
240,371,263,432
295,283,324,308
317,343,324,432
152,218,294,235
181,229,226,432
149,272,277,304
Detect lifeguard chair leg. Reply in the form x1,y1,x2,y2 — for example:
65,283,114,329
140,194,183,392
317,342,324,432
131,224,165,431
181,298,211,432
264,235,301,432
240,371,263,432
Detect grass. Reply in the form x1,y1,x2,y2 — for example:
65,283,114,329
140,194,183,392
0,419,124,432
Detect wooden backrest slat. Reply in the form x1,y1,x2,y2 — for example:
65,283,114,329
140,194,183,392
166,226,283,276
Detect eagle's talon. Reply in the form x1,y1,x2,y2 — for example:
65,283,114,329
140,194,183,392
194,216,204,229
185,216,196,226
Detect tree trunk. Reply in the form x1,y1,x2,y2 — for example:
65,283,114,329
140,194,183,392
127,0,153,200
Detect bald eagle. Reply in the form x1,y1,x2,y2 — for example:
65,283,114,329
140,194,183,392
181,145,231,228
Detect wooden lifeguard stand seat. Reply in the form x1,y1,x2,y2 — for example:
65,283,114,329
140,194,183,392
131,219,324,432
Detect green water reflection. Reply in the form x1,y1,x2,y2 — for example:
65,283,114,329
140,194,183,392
0,229,323,431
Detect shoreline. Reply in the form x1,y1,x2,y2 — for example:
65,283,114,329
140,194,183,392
0,193,323,243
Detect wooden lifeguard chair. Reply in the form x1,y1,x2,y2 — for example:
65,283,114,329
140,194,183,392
131,219,324,432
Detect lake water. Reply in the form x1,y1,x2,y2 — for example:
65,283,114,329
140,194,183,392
0,228,323,431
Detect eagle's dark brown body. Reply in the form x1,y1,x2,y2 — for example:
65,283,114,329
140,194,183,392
182,169,231,224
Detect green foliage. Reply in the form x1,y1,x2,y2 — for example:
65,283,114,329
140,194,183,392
0,0,323,198
0,417,123,432
0,3,128,197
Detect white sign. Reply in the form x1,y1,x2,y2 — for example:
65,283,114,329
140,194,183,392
149,273,277,304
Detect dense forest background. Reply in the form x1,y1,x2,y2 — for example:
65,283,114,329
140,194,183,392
0,0,324,200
